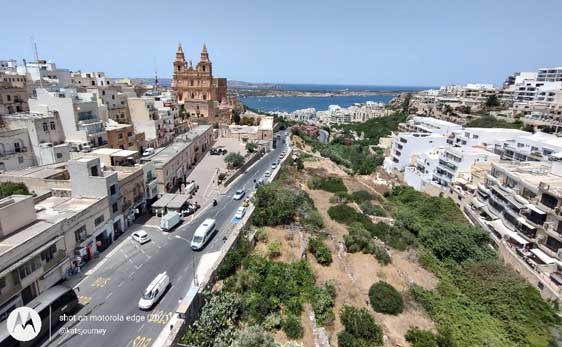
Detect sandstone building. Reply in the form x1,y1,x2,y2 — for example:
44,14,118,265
172,43,228,122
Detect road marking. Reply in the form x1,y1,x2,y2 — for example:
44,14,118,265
135,264,143,270
129,336,152,347
118,280,125,288
91,276,110,288
129,271,135,278
78,295,92,305
105,292,113,300
137,323,145,332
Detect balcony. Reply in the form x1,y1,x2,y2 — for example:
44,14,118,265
43,250,68,272
0,279,22,305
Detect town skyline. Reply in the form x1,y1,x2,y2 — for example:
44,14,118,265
2,0,561,86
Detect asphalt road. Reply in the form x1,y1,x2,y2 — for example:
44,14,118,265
42,131,290,347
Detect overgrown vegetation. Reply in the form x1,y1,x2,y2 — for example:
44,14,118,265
368,281,404,315
465,114,523,129
0,182,30,199
307,176,347,193
337,305,383,347
405,327,453,347
308,237,332,265
292,112,407,174
386,186,560,347
312,281,336,326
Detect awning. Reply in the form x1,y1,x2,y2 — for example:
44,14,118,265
506,231,529,246
487,219,512,237
471,198,487,209
517,217,536,231
530,248,556,264
527,204,546,215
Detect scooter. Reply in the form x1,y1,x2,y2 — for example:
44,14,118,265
213,199,218,207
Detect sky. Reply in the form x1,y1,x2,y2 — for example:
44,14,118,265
1,0,561,87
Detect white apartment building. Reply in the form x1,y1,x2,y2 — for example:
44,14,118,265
16,60,71,88
86,86,131,123
29,88,108,150
538,67,562,82
495,132,562,162
383,132,448,172
397,116,463,135
0,128,35,171
128,97,163,148
1,112,71,166
71,71,113,87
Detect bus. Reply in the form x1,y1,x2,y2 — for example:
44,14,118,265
0,285,79,347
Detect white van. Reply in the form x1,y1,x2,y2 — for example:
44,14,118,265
191,218,217,250
138,272,169,310
161,211,181,231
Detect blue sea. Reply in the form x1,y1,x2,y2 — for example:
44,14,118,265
240,84,429,112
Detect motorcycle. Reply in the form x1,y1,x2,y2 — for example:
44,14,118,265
213,199,218,207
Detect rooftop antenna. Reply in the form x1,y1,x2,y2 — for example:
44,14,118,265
153,57,159,90
30,36,43,89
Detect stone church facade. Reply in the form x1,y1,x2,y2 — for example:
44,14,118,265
172,43,229,122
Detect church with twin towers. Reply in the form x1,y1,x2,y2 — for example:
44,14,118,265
171,43,229,122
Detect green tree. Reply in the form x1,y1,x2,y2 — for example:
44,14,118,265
338,305,383,346
0,182,30,199
485,94,500,107
224,152,245,169
246,142,257,153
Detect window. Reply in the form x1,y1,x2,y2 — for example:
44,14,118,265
43,122,48,131
90,165,99,176
50,121,56,130
56,153,63,159
14,142,21,152
74,226,87,243
112,203,118,213
110,185,116,195
118,133,123,139
94,215,105,226
18,259,40,280
41,244,57,263
18,156,23,164
6,95,11,102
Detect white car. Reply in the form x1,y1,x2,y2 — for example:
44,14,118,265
279,154,284,160
264,170,271,177
271,163,277,169
233,189,245,200
235,206,247,219
132,230,150,244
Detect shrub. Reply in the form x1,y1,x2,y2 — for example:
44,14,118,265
360,201,386,217
252,183,300,226
373,245,391,265
282,314,304,339
263,312,281,331
312,281,336,326
230,325,277,347
308,176,347,193
267,241,281,258
369,281,404,315
405,327,440,347
344,222,374,254
350,190,374,203
255,227,268,242
328,204,359,224
180,291,241,347
0,182,30,199
338,305,383,346
303,209,324,231
217,235,251,280
225,152,245,169
308,237,332,265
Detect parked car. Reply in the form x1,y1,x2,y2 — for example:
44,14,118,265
235,206,247,219
132,230,151,244
138,272,169,310
264,170,271,177
142,148,155,156
271,162,277,169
